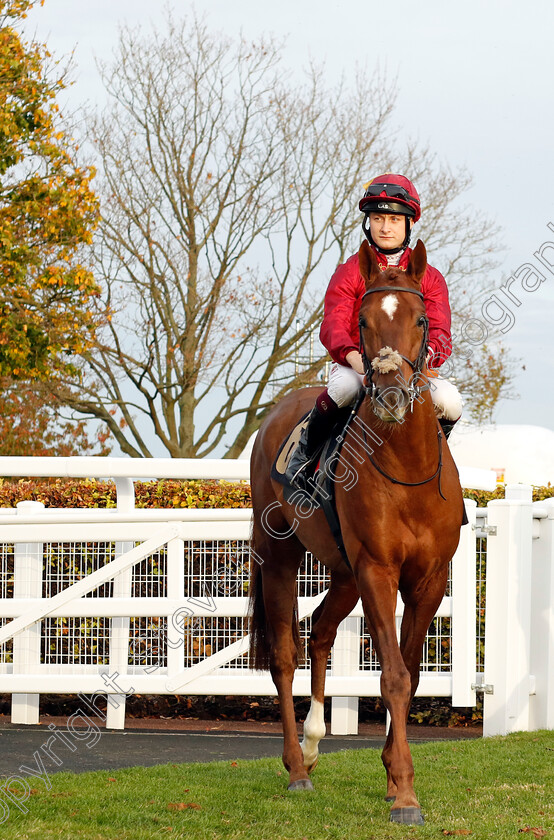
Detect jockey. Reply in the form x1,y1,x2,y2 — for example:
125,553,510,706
285,173,463,487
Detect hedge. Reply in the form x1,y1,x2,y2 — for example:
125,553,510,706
1,477,552,509
0,478,252,509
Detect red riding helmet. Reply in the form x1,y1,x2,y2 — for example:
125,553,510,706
359,174,421,223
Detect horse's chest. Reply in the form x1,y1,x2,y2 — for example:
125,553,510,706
349,505,438,562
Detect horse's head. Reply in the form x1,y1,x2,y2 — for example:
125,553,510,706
358,239,429,424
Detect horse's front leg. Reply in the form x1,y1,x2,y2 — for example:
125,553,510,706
355,561,424,825
301,571,359,772
383,565,450,803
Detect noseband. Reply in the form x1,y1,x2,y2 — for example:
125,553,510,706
358,285,429,410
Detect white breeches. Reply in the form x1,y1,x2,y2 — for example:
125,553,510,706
326,362,463,421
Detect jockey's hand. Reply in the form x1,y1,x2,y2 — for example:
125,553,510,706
426,349,440,378
345,350,365,375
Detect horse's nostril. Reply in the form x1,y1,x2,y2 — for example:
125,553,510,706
372,385,410,422
375,386,408,411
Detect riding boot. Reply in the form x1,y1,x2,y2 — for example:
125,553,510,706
439,417,459,440
285,394,339,488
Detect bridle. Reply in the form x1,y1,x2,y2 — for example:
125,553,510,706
356,284,445,498
358,285,429,410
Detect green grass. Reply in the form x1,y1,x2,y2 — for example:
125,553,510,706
1,731,552,839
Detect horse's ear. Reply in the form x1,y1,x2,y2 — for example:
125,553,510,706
406,239,427,286
359,240,381,290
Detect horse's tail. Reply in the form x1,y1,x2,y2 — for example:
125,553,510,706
248,530,303,672
248,552,271,672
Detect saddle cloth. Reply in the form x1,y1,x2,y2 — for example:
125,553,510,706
271,410,352,566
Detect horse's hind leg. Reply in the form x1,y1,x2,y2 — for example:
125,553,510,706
252,520,312,790
301,569,358,771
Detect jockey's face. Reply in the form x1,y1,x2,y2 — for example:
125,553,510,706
369,213,413,250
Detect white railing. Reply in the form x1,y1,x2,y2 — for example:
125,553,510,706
0,457,551,737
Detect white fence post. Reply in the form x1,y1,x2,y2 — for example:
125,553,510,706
11,501,44,724
529,497,554,730
166,536,185,679
483,484,533,736
330,615,360,735
106,478,135,729
451,499,478,707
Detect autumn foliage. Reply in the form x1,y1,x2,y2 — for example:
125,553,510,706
0,0,100,380
0,377,111,455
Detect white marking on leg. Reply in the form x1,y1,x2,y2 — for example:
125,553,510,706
300,697,326,768
381,294,398,320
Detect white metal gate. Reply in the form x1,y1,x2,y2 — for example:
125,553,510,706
0,456,551,737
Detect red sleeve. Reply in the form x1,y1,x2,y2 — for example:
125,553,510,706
422,265,452,367
319,255,363,366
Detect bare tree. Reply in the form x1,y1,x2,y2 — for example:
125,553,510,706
50,15,512,457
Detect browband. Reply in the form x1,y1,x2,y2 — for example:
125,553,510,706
361,286,424,301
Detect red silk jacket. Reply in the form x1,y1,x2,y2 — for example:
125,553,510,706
320,246,452,368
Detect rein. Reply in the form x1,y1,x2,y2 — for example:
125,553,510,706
356,284,446,499
365,424,446,498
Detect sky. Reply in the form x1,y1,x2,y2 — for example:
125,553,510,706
24,0,554,437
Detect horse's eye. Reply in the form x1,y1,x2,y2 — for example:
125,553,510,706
417,316,426,328
359,316,367,329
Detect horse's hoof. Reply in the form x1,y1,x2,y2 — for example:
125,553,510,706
287,778,314,792
389,806,424,825
385,795,396,802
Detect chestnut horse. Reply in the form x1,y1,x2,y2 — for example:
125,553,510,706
248,239,464,825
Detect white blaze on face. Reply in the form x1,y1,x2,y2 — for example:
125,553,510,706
381,294,398,321
300,697,326,768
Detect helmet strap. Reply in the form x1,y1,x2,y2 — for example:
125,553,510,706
362,214,412,254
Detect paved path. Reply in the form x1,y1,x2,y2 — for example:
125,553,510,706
0,717,482,776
